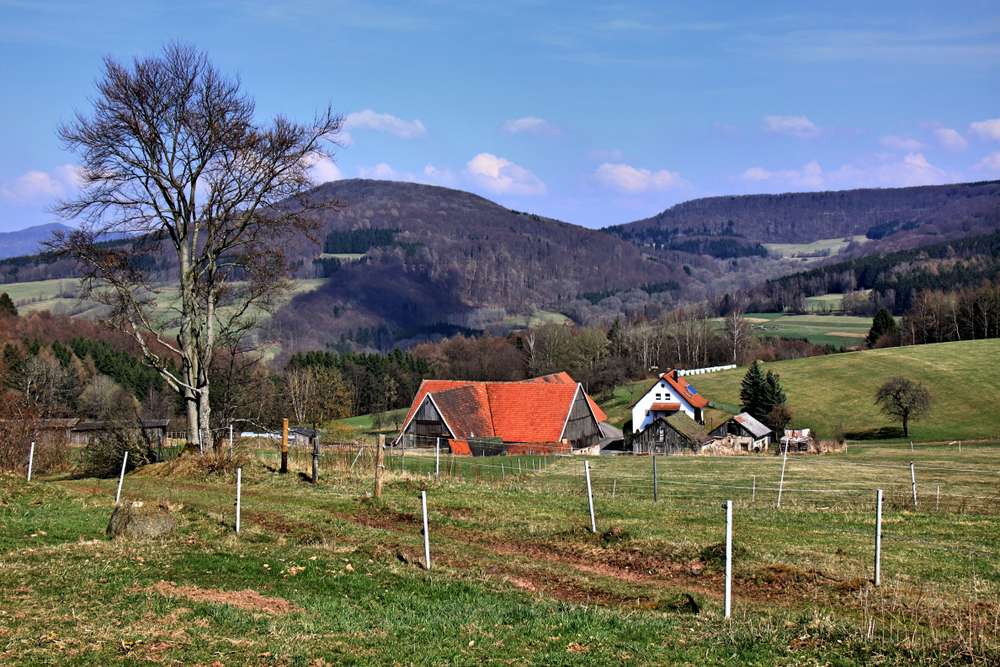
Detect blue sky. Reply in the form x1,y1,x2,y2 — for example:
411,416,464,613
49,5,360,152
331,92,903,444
1,1,998,233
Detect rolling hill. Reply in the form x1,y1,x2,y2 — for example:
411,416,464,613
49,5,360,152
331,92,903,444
685,338,1000,442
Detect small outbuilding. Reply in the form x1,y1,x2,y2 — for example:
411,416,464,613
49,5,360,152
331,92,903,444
631,413,713,455
710,413,772,453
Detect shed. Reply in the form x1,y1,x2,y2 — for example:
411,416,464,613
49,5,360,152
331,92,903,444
69,419,169,446
709,413,772,452
631,413,713,455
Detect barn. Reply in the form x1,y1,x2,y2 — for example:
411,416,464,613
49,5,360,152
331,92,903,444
395,373,607,455
631,413,714,455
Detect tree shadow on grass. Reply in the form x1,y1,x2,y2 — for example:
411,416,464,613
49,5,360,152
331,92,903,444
845,426,906,440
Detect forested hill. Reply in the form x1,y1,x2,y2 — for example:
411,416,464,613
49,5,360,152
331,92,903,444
266,179,689,351
607,180,1000,246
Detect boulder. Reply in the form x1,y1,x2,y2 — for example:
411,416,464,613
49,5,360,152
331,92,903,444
106,500,177,538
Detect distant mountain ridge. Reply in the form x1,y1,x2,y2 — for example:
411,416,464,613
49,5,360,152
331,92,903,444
607,180,1000,246
0,222,70,259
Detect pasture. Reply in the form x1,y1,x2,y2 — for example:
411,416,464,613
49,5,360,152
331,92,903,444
689,338,1000,442
2,439,997,666
744,312,873,348
764,235,869,264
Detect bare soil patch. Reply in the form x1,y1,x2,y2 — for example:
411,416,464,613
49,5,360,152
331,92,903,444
147,581,299,615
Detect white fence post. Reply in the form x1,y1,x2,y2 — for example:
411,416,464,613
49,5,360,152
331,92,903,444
27,441,35,481
777,441,789,508
653,455,658,502
421,490,431,570
874,489,883,586
115,451,128,504
236,468,242,533
910,461,917,509
435,438,440,479
585,461,596,533
725,500,733,619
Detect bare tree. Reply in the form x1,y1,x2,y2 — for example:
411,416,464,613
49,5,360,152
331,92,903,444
723,309,753,365
874,376,932,438
49,43,344,449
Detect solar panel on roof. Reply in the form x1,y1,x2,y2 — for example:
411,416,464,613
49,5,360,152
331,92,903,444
687,385,698,394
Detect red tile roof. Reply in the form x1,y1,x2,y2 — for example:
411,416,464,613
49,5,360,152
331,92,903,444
489,382,582,443
398,374,604,444
526,372,608,422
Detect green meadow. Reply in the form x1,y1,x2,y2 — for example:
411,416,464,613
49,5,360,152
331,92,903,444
689,338,1000,442
2,439,997,666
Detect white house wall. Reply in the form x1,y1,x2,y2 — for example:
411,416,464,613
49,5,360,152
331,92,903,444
631,378,696,433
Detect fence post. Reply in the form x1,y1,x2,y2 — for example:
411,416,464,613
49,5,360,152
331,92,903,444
312,435,319,484
229,424,233,460
725,499,733,619
115,451,128,504
236,468,242,533
280,419,289,474
158,434,163,463
777,440,789,508
910,461,917,509
27,441,35,482
612,479,617,498
585,461,596,533
374,435,385,499
653,455,658,502
752,476,756,503
874,489,883,586
936,485,940,510
435,438,440,479
401,442,406,474
421,490,431,570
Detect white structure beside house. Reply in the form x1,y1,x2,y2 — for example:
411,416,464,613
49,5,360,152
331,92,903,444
628,370,709,433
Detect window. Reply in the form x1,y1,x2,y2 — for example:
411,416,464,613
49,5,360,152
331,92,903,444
655,393,662,399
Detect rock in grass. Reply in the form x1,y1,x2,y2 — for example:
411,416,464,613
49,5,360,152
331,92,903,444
106,501,177,539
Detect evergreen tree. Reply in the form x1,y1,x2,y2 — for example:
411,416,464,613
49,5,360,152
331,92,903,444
0,292,17,317
867,307,900,347
739,361,767,419
740,361,787,423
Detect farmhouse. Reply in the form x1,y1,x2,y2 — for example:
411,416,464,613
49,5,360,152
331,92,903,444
628,370,709,433
395,373,607,455
709,412,772,452
631,413,713,455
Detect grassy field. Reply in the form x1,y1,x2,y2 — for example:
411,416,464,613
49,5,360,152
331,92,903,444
741,313,873,348
2,441,998,666
506,310,571,330
685,338,1000,442
764,235,868,264
1,277,326,320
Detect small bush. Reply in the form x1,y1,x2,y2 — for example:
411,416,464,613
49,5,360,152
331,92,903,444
77,422,155,479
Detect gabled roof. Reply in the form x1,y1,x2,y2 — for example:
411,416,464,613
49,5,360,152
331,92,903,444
732,413,771,438
398,375,603,444
526,372,607,422
627,370,709,410
488,382,582,443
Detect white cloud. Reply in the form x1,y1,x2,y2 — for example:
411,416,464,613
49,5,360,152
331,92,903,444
306,155,344,185
762,115,823,139
357,163,416,181
422,164,457,186
934,127,968,152
739,153,960,190
969,119,1000,142
594,163,692,194
738,160,825,188
499,117,563,138
972,151,1000,172
343,110,426,139
464,153,546,196
879,135,926,151
0,165,79,205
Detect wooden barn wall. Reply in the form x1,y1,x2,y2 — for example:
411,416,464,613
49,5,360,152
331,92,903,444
562,391,601,447
632,422,699,455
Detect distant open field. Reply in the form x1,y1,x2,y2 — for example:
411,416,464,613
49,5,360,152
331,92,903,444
745,313,873,347
687,338,1000,442
765,235,868,264
506,310,571,330
1,277,326,323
